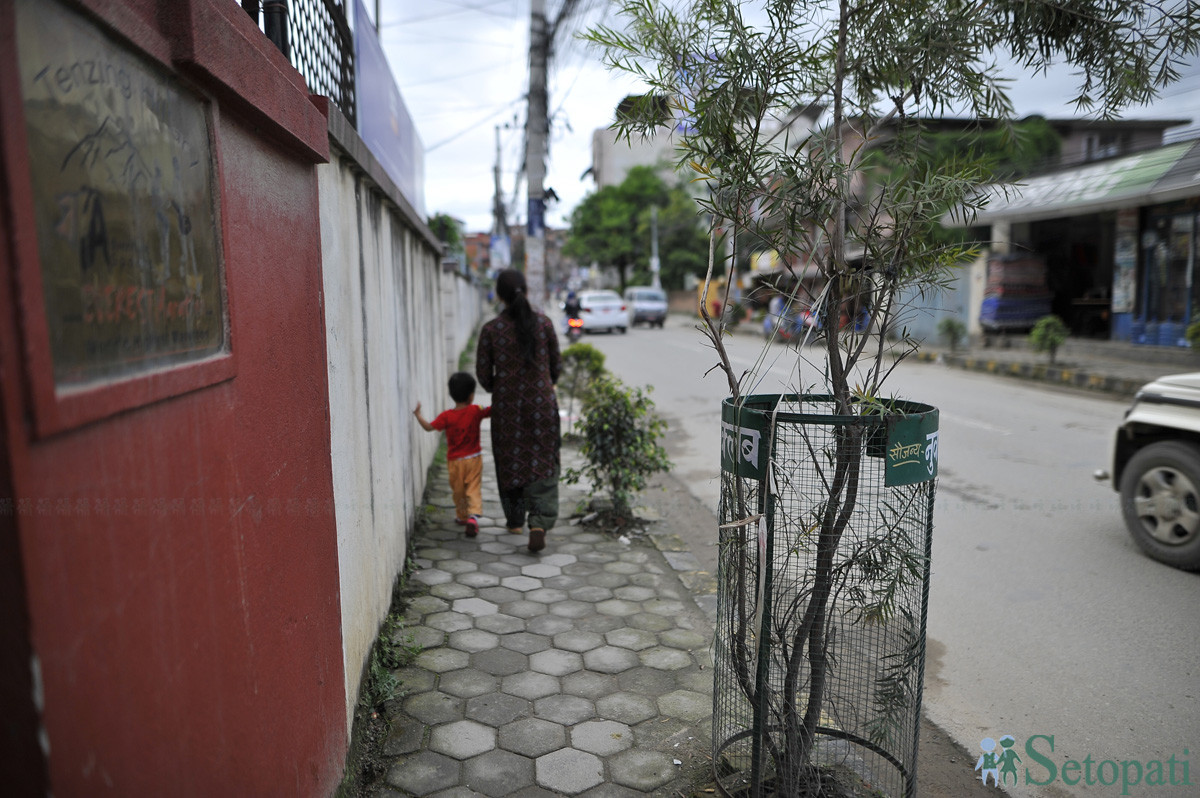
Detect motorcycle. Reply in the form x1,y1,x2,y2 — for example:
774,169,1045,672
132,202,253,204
565,316,584,343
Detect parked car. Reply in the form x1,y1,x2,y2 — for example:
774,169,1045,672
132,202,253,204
578,290,629,334
623,286,668,328
1098,372,1200,570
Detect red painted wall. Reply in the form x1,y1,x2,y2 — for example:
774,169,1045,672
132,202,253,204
0,1,346,794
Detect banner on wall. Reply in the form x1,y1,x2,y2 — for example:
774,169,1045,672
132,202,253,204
354,0,425,216
1112,208,1138,314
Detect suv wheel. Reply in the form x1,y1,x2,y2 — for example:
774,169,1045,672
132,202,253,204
1119,441,1200,570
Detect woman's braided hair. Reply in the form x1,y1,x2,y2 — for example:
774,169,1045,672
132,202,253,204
495,269,537,363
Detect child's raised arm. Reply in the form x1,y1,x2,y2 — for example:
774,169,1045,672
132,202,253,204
413,403,435,432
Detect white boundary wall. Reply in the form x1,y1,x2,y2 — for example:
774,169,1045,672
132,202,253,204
318,108,483,731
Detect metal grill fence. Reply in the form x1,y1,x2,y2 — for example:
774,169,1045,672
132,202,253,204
714,395,937,797
240,0,356,127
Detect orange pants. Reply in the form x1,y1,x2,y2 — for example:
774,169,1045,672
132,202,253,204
447,454,483,521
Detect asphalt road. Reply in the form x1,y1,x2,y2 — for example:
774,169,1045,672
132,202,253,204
571,313,1200,798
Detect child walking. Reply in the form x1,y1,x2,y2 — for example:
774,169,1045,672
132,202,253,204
414,372,491,537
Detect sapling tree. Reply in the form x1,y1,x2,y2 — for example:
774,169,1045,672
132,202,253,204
588,0,1199,792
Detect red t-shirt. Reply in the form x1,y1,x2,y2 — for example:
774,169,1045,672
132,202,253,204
432,404,491,461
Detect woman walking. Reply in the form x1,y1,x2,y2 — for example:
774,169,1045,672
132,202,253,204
476,269,562,552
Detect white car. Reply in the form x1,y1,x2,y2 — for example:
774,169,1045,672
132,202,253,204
623,286,668,327
578,290,629,334
1100,372,1200,570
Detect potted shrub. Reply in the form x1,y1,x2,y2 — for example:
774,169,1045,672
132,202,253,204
589,1,1195,794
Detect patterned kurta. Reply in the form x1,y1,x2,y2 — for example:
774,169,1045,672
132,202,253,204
476,312,561,489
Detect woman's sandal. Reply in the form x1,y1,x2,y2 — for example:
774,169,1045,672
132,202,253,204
527,528,546,553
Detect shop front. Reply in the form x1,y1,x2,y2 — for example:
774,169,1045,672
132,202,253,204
968,139,1200,346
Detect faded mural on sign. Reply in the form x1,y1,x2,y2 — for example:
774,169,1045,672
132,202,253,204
16,0,226,388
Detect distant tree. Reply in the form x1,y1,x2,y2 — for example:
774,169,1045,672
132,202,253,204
427,212,465,261
566,166,707,290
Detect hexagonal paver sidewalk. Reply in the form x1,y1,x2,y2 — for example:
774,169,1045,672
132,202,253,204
376,444,714,796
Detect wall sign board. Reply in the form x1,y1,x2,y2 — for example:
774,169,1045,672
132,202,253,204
15,0,226,390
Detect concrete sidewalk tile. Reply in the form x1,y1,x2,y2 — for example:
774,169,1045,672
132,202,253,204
456,571,500,588
525,614,574,636
383,720,426,756
611,585,656,602
417,647,470,673
425,611,474,633
660,628,708,650
648,532,688,551
536,748,604,794
595,598,640,617
544,574,584,590
662,550,702,571
439,560,478,575
561,670,618,700
430,582,474,601
404,692,467,725
473,613,524,634
521,563,563,578
462,749,535,795
657,689,712,723
533,694,595,725
525,587,569,604
582,646,639,674
571,720,633,756
498,717,567,757
466,692,529,726
638,646,693,671
499,631,551,654
607,749,677,792
617,667,675,695
451,597,498,617
429,719,496,759
412,568,453,586
529,649,583,676
642,598,687,617
548,600,593,618
395,666,437,694
470,647,527,676
551,629,603,653
501,600,548,619
629,612,672,632
477,586,523,604
604,627,656,651
447,628,499,653
437,668,498,699
479,561,521,577
500,670,560,700
500,575,542,591
595,692,657,724
386,750,461,795
567,585,613,602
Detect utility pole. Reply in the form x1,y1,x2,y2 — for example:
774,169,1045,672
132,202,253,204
525,0,548,309
490,125,509,272
650,205,661,289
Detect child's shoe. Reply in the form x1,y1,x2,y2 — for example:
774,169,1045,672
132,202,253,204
465,517,479,538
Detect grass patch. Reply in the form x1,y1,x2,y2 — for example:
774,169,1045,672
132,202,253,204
336,507,432,798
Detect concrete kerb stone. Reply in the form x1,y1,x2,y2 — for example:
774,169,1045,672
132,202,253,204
917,348,1153,398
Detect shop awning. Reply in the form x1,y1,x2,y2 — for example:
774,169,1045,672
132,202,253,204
955,140,1200,225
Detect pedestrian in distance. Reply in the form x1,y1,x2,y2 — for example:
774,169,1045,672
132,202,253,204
413,372,491,538
476,268,562,553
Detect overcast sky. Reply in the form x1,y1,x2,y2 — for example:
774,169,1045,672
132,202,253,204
365,0,1200,234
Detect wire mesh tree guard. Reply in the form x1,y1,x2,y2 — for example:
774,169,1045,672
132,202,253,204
713,394,939,797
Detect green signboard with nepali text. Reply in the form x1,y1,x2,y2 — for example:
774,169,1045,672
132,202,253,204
883,408,939,486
